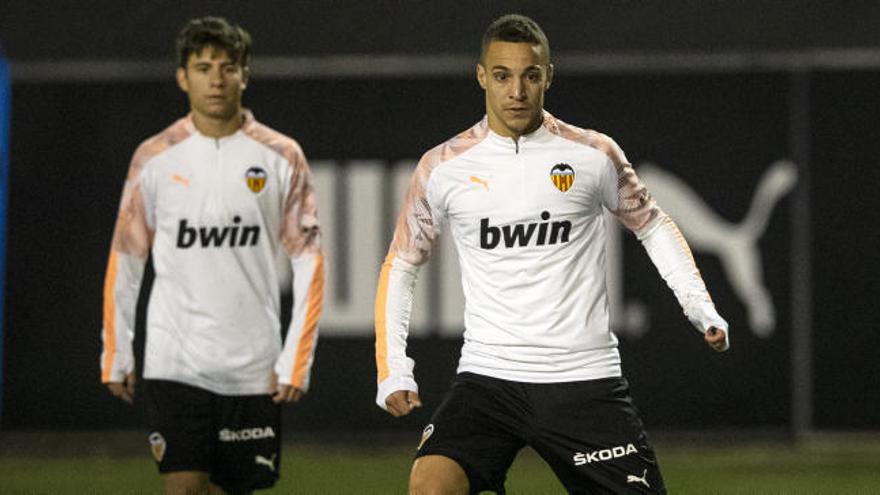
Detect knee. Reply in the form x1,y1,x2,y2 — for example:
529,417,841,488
409,455,469,495
163,471,212,495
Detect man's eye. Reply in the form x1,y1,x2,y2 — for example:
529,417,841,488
494,73,508,81
527,73,541,82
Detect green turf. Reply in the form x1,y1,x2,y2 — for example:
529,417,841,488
1,441,879,494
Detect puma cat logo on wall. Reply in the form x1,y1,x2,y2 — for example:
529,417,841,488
639,160,798,336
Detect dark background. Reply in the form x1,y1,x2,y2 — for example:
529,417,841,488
4,1,880,58
2,1,878,434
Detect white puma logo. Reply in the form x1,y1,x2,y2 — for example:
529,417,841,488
627,469,650,488
255,454,276,472
639,160,797,336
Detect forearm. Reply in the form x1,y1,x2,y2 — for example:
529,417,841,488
374,253,420,409
276,252,324,390
101,250,145,382
637,214,728,334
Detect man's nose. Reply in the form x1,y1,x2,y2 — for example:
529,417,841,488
209,68,224,86
510,79,527,100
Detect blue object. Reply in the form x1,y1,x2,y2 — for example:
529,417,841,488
0,51,10,424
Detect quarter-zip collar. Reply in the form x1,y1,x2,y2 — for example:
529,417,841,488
485,110,554,154
183,109,255,148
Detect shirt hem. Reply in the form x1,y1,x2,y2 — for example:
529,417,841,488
455,363,622,384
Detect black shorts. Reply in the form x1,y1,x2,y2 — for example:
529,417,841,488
415,373,665,494
144,379,281,492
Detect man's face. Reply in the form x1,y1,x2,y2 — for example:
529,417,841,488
176,46,248,121
477,41,553,138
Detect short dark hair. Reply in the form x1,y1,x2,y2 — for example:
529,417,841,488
480,14,550,62
176,16,252,69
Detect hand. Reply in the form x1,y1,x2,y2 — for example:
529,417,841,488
106,372,136,404
384,390,422,417
705,327,729,352
270,373,305,404
273,385,305,404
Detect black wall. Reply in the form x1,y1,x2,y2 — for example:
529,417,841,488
3,1,880,60
2,1,879,433
3,70,879,432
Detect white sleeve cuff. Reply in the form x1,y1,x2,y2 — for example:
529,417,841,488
101,352,134,383
687,302,730,349
376,375,419,410
687,301,729,333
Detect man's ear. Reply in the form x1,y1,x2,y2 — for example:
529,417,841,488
476,63,487,90
545,63,554,90
176,67,189,93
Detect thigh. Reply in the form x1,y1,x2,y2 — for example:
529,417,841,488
530,377,666,494
144,379,214,474
416,373,528,494
211,393,282,492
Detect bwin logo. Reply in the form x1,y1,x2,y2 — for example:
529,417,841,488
176,216,261,249
573,444,638,465
480,211,571,249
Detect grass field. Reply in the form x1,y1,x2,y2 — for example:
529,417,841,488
1,434,879,494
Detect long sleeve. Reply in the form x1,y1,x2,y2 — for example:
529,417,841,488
275,151,323,390
374,152,442,409
595,132,728,345
275,253,323,390
374,255,421,408
636,216,728,337
101,157,153,383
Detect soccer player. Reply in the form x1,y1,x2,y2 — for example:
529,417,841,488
101,17,324,494
375,14,728,494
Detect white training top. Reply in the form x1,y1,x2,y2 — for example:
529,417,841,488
374,112,728,408
101,111,324,396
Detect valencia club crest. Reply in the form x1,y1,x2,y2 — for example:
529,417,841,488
245,166,267,193
550,163,575,192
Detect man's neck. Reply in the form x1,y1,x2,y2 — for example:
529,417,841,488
192,110,244,138
487,114,543,142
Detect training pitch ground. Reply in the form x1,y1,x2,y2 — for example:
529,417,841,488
0,431,878,493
